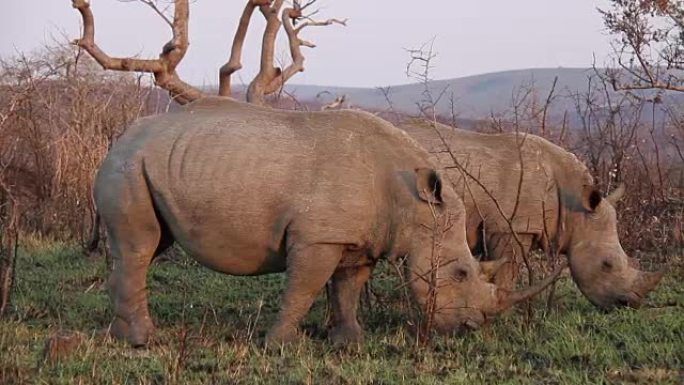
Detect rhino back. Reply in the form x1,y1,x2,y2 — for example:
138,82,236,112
397,119,592,238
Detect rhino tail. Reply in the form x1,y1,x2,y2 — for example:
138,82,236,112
85,209,101,254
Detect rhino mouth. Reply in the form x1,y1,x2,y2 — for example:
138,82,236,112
433,306,487,334
614,291,644,309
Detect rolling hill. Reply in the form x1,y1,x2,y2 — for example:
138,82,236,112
276,67,681,127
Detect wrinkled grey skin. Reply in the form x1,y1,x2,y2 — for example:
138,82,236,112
94,98,557,347
397,119,663,309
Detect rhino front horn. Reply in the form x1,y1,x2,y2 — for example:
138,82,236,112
633,269,665,301
491,261,567,314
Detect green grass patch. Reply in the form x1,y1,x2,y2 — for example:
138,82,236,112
1,245,682,384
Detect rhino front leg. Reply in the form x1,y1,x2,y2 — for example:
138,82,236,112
266,244,344,346
328,264,373,345
487,233,535,290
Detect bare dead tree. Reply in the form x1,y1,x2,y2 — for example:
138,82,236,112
0,87,20,318
0,189,18,318
321,94,348,110
71,0,345,106
600,0,684,93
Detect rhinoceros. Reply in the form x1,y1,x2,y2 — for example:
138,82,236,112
94,98,559,347
396,119,663,309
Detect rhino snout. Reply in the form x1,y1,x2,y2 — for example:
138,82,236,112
433,310,486,335
614,292,644,309
461,319,481,332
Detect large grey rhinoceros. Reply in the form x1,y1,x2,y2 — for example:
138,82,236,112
94,98,559,347
396,119,663,309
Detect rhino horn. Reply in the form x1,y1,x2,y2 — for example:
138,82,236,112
632,269,665,302
605,183,626,206
490,261,567,314
479,258,509,282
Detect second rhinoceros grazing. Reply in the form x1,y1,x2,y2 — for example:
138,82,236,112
94,98,559,347
397,119,663,309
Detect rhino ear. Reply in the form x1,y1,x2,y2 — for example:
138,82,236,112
415,168,443,205
581,185,602,212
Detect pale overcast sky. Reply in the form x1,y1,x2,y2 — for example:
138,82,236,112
2,1,613,87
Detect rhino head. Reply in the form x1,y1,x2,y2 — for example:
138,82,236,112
405,169,563,333
564,184,664,308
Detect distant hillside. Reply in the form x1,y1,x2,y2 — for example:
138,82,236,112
276,68,682,126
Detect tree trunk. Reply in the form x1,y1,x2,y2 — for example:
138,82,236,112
0,194,18,318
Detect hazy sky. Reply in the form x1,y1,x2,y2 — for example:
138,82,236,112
2,0,614,87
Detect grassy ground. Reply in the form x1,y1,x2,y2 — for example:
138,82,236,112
0,243,682,385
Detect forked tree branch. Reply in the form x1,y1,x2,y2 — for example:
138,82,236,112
245,0,285,104
246,0,346,104
71,0,344,105
218,0,271,96
70,0,204,104
321,94,347,110
612,80,684,93
275,12,347,88
600,0,684,94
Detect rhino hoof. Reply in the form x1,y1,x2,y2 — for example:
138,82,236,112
328,324,364,347
109,317,154,348
265,325,301,348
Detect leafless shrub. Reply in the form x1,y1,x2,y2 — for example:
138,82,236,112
0,108,19,318
405,38,450,123
568,72,682,255
597,0,684,255
0,45,158,242
418,199,453,343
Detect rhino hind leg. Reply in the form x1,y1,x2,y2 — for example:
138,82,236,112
266,244,345,346
99,184,162,347
328,264,373,345
487,233,534,290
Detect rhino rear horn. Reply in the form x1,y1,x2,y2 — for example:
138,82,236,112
633,269,665,300
479,258,509,282
605,183,626,206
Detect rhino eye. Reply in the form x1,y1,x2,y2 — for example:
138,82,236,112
453,268,469,282
602,260,613,272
